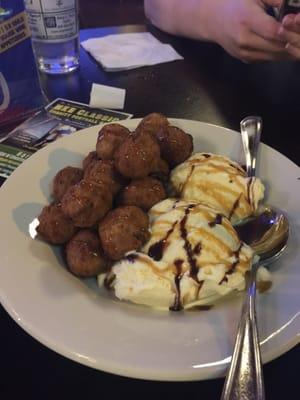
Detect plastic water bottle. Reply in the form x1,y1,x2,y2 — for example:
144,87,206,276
24,0,79,74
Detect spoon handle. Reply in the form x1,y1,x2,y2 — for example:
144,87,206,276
240,116,262,177
221,264,265,400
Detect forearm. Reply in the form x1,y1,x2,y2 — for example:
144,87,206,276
145,0,290,63
144,0,216,42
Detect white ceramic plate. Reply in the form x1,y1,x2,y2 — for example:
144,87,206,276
0,119,299,381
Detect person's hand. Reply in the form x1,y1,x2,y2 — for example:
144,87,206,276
278,13,300,58
210,0,287,62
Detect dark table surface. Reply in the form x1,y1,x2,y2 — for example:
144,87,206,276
1,22,300,400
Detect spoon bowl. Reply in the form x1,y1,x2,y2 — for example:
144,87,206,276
235,205,289,263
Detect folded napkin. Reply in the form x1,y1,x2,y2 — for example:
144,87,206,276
89,83,126,109
81,32,183,71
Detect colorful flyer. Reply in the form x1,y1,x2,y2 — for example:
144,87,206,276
0,98,132,179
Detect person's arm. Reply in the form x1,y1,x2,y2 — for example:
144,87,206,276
144,0,289,62
144,0,215,42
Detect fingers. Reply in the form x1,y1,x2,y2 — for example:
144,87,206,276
279,26,300,45
249,7,284,42
285,42,300,58
224,6,287,63
282,13,300,33
295,13,300,26
250,5,300,59
239,47,288,63
216,0,292,62
244,30,286,52
227,30,288,63
278,14,300,57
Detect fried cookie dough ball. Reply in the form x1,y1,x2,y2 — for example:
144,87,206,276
156,126,193,167
114,132,161,179
84,159,124,196
82,151,98,171
52,166,83,201
65,230,108,277
150,157,170,182
61,180,112,228
136,113,169,137
37,202,77,245
118,177,166,211
96,123,130,160
99,205,149,260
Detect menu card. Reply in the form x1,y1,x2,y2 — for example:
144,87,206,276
0,98,132,180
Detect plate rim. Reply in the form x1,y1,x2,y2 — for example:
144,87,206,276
0,118,299,381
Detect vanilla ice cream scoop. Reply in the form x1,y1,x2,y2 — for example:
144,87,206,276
103,200,254,311
170,153,265,224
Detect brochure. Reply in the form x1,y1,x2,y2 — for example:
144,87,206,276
0,98,132,180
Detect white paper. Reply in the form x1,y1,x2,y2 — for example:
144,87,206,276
81,32,183,71
89,83,126,110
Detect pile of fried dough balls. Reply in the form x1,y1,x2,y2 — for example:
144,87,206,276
37,113,193,277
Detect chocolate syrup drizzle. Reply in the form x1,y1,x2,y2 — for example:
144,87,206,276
148,204,205,311
172,199,180,209
169,259,184,311
229,162,241,172
180,165,195,195
125,253,139,263
228,176,254,221
148,221,177,261
219,242,243,284
179,205,200,283
104,273,116,290
194,243,202,255
228,193,242,221
208,213,223,227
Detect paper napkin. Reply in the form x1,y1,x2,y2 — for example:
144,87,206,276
81,32,183,71
89,83,126,109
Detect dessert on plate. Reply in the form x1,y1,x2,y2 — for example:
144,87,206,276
106,199,254,311
170,152,264,224
35,113,269,311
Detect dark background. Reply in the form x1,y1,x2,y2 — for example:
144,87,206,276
79,0,147,28
1,1,299,399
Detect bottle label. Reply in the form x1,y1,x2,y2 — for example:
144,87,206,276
24,0,78,42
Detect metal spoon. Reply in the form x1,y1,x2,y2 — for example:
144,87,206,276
221,116,289,400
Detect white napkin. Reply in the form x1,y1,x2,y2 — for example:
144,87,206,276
89,83,126,109
81,32,183,71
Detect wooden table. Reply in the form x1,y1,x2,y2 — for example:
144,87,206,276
1,23,299,400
